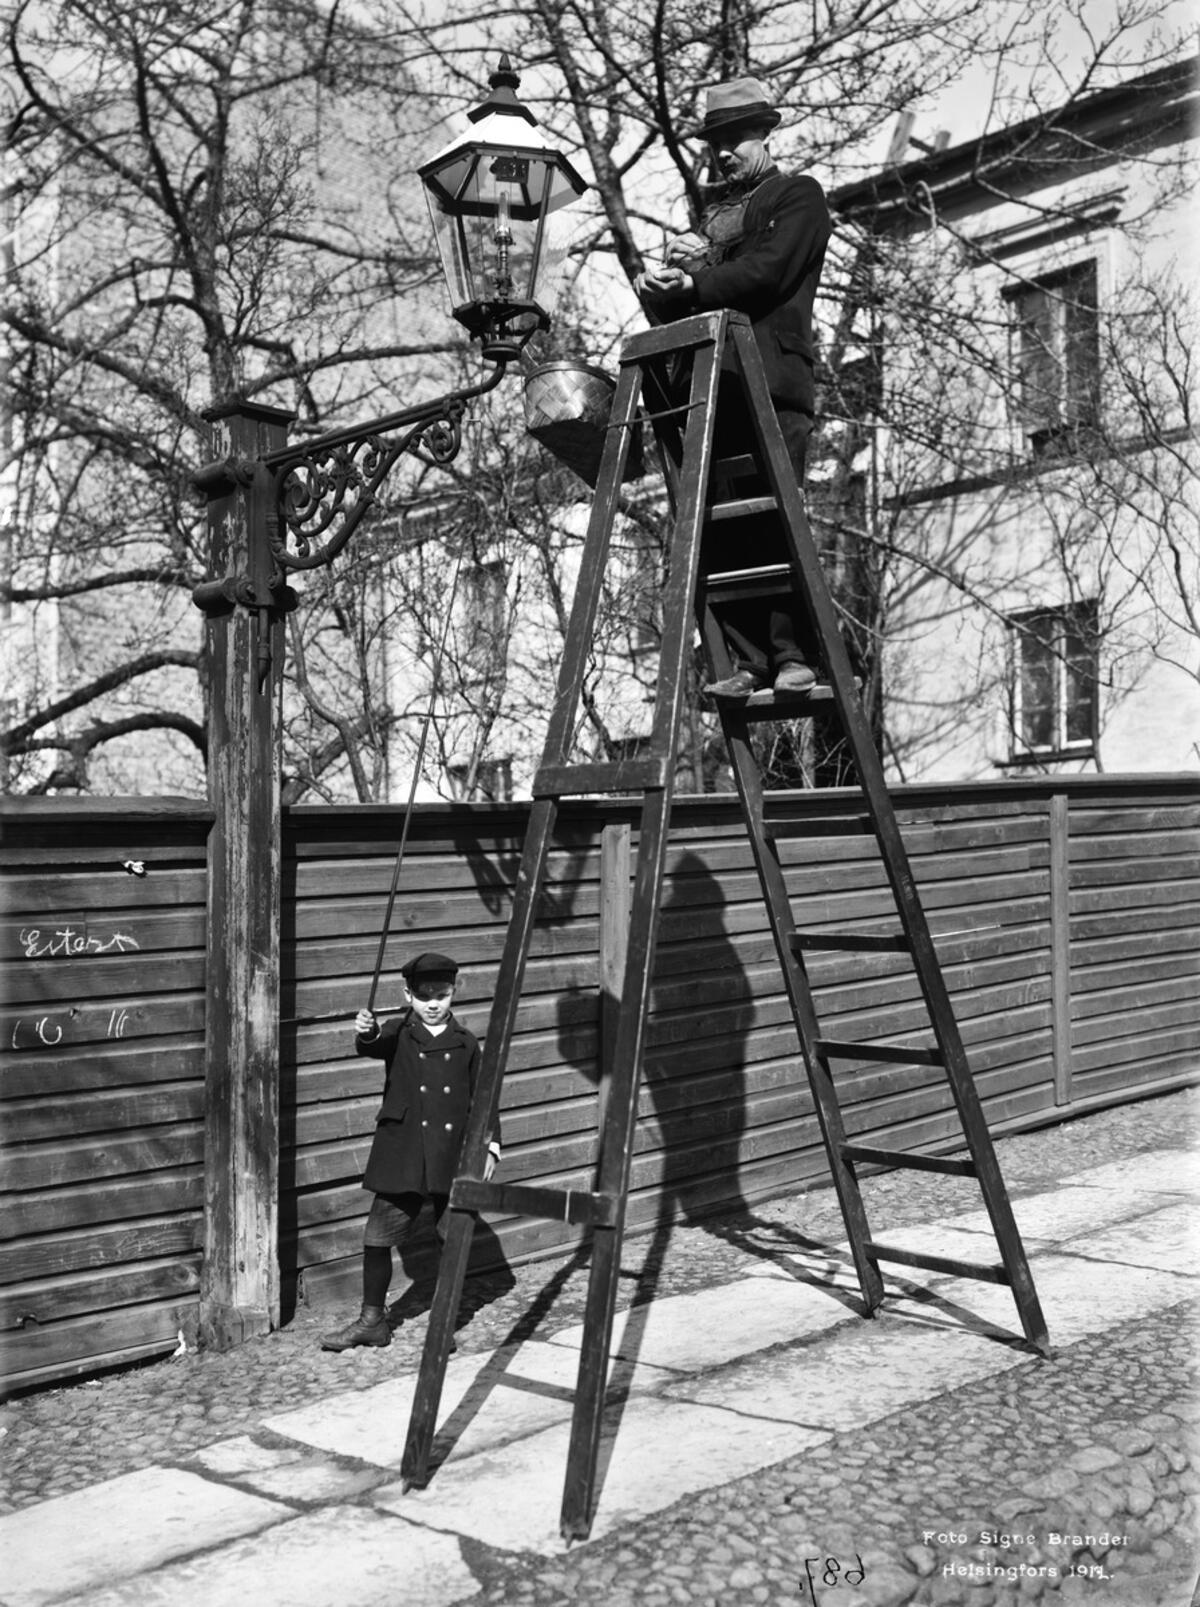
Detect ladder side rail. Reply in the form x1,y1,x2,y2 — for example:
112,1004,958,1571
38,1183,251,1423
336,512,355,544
403,354,653,1487
725,324,1049,1353
540,358,649,767
703,668,884,1313
560,333,727,1541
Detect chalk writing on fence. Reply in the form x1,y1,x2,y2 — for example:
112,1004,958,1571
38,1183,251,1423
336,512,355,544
8,1006,141,1049
10,1016,65,1049
19,927,140,959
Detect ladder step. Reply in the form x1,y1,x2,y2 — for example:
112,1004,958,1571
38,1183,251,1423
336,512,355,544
702,562,792,603
451,1179,619,1228
713,453,758,479
792,929,911,953
864,1240,1012,1284
739,684,838,714
532,756,670,797
842,1144,977,1177
706,496,779,525
816,1038,944,1066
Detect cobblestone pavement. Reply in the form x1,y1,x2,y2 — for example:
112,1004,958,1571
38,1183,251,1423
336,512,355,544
2,1088,1197,1607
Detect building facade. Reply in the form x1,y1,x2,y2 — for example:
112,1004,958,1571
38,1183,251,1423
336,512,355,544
820,58,1199,783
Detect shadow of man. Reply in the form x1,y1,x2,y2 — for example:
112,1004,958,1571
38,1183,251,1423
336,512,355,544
627,848,752,1298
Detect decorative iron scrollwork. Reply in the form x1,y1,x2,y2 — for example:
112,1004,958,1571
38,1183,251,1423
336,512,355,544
263,374,501,574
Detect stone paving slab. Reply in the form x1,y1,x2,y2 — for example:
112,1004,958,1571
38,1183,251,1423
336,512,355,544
374,1394,826,1554
662,1308,1032,1427
883,1238,1194,1347
542,1264,862,1369
53,1507,481,1607
261,1337,678,1470
0,1467,293,1607
186,1434,384,1503
1082,1200,1197,1276
1053,1148,1200,1198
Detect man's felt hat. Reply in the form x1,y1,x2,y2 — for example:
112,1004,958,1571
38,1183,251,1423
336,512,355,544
401,951,459,981
693,76,781,140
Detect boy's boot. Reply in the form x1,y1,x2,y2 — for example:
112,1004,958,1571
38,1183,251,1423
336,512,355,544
320,1304,390,1350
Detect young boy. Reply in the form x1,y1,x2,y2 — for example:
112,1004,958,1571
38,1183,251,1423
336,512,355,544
321,950,501,1350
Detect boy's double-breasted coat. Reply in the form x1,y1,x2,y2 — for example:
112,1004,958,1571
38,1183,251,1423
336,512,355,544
356,1011,496,1197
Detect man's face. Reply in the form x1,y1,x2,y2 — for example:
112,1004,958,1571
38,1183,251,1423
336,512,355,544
708,124,772,185
406,977,455,1027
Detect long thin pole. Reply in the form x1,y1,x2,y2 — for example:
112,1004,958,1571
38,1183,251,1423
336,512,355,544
366,541,468,1010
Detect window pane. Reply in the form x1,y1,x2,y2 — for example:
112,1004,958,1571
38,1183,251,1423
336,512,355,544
1020,630,1057,747
1063,616,1095,742
1016,287,1061,430
1064,264,1100,426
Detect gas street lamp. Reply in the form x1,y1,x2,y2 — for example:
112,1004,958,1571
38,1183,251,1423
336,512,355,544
192,57,587,602
421,56,588,364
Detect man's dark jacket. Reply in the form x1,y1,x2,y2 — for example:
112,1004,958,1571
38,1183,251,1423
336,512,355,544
356,1010,497,1196
688,169,831,418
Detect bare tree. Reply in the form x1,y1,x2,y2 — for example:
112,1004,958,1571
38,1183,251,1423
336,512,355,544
1,0,456,792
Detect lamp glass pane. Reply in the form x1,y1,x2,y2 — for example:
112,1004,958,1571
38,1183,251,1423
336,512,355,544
425,146,576,316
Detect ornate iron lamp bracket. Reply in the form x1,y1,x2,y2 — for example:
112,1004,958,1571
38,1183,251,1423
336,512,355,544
191,363,508,613
263,362,507,573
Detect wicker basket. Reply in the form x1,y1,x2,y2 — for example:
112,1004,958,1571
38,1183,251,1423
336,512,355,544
523,361,645,488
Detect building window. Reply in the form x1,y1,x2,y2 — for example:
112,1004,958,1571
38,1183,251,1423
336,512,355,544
1007,260,1100,454
1008,603,1098,759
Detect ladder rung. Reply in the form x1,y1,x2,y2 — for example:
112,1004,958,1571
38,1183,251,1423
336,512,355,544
841,1144,977,1177
451,1179,619,1228
706,496,778,524
791,929,911,952
864,1241,1012,1285
703,562,792,595
815,1038,944,1066
713,453,758,479
532,756,669,797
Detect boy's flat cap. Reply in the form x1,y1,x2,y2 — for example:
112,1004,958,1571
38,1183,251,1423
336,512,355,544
401,951,460,980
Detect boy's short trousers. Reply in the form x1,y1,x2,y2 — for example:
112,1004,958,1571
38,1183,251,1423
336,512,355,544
363,1191,450,1247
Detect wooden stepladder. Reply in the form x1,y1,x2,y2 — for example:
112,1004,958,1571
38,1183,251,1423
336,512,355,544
401,309,1049,1541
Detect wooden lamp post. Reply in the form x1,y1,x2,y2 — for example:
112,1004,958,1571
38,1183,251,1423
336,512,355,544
191,60,586,1350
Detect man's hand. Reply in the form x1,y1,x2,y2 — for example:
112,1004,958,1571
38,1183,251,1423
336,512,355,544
355,1008,378,1037
664,230,708,266
634,262,694,301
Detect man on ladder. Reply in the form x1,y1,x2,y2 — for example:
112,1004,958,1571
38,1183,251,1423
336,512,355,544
635,74,831,699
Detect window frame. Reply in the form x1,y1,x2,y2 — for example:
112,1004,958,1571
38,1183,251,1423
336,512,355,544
1003,256,1103,457
1006,601,1100,763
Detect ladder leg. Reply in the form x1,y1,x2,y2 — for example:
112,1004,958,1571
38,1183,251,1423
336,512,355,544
711,685,885,1315
401,795,561,1483
401,359,656,1483
560,787,675,1539
400,1205,476,1485
722,319,1048,1350
561,340,723,1538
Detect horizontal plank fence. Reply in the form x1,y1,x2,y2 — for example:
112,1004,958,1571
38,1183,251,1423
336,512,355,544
2,776,1197,1391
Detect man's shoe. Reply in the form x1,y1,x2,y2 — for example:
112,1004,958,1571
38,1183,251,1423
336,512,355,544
704,668,767,700
773,662,818,694
320,1306,391,1351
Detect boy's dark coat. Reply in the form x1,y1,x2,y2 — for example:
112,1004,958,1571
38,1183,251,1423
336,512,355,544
356,1010,494,1196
